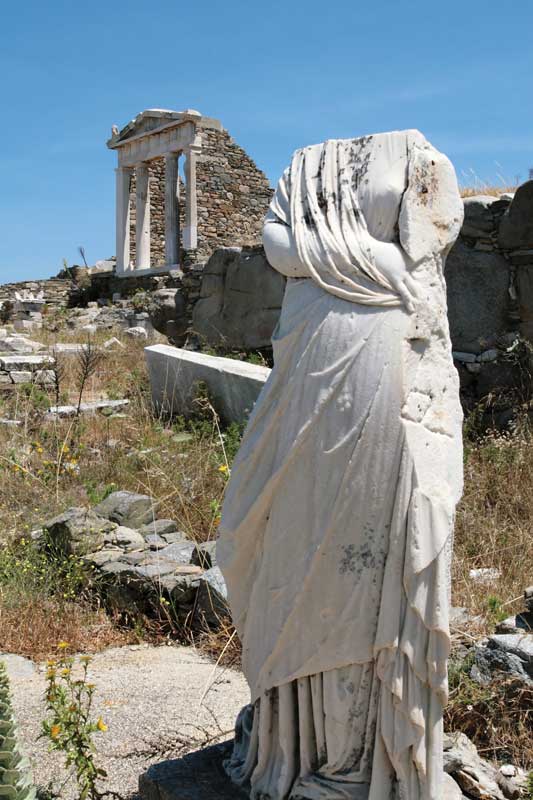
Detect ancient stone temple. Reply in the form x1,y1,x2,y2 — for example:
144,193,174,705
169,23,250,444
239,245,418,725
107,109,273,275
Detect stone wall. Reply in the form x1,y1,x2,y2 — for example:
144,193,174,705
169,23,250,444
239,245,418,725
127,128,272,267
195,128,273,262
0,279,77,309
444,183,533,419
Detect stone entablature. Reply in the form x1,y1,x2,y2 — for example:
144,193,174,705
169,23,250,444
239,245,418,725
107,109,273,275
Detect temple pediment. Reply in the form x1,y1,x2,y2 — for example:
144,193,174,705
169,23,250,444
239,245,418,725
107,109,220,149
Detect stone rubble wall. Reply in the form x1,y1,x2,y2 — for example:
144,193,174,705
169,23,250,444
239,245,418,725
194,128,273,262
444,183,533,419
0,279,76,309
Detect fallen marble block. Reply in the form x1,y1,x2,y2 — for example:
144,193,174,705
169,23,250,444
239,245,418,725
145,344,271,424
46,399,129,417
0,354,53,371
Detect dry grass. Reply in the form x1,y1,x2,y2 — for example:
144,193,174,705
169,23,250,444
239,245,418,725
0,332,233,659
0,599,132,662
453,431,533,627
460,185,516,198
445,669,533,769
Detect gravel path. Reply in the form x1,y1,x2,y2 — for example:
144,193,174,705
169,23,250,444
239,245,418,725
3,644,249,799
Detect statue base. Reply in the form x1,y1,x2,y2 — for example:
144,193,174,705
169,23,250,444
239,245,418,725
139,741,249,799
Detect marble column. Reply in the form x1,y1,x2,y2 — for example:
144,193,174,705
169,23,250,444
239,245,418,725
183,147,198,250
115,166,132,273
136,162,151,270
165,153,179,266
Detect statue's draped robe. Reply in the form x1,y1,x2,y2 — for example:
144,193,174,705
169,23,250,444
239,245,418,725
217,130,464,800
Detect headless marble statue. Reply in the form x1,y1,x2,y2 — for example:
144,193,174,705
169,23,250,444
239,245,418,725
217,130,464,800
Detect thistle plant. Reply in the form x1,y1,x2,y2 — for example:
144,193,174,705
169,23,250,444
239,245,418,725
0,661,36,799
41,644,107,800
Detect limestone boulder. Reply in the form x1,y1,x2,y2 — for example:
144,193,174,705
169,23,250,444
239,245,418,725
192,246,286,350
445,241,511,353
44,507,116,556
498,180,533,250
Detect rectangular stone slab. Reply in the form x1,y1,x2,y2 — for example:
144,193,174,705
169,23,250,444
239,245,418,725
145,344,271,424
139,742,249,800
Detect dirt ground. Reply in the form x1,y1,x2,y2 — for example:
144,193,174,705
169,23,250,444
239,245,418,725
4,644,249,799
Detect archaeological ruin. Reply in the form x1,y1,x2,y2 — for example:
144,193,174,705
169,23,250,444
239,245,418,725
107,108,273,274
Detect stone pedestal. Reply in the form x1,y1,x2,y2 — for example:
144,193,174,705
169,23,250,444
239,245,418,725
139,742,249,800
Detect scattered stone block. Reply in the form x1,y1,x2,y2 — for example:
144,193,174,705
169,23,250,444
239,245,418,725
0,354,53,370
155,542,196,564
105,526,146,550
0,336,44,354
443,732,505,800
134,561,183,578
138,519,179,538
34,369,55,385
125,326,148,340
9,371,32,383
44,507,116,556
46,399,129,417
191,541,217,569
145,534,167,550
145,344,270,424
94,490,155,528
162,531,188,544
82,549,123,567
103,337,125,350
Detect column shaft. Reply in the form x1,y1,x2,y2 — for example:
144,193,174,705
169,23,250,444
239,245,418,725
164,154,179,266
135,163,151,269
115,166,132,273
183,148,198,250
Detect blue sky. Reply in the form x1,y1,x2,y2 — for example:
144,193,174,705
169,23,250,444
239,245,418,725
1,0,532,282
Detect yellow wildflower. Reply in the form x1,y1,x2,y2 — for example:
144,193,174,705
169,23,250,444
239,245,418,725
96,718,108,732
218,464,229,473
50,724,61,739
61,668,71,677
57,641,69,650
